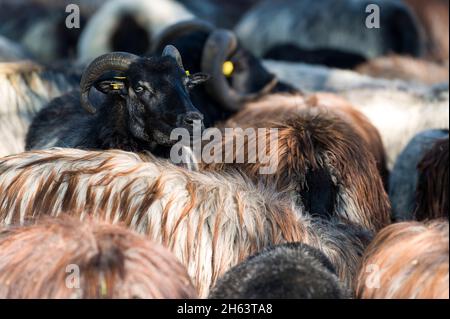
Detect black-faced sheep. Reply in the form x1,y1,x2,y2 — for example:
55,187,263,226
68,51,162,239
235,0,423,63
0,216,197,299
0,60,79,157
0,148,371,296
25,47,208,156
390,129,449,221
209,243,349,299
77,0,195,63
201,93,391,232
151,20,297,127
356,220,449,299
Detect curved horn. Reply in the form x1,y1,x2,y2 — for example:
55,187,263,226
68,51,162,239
201,30,279,112
151,19,215,54
162,45,185,70
80,52,139,114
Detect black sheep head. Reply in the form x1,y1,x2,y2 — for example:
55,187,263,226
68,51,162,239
80,47,209,146
152,20,297,113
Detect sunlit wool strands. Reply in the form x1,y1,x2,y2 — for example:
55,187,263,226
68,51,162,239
0,148,369,295
0,60,77,156
0,216,197,299
305,93,389,187
415,137,449,221
202,93,390,232
356,220,449,299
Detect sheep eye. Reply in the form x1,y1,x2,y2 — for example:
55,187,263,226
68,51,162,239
134,86,144,93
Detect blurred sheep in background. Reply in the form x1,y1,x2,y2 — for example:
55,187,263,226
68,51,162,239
390,129,449,221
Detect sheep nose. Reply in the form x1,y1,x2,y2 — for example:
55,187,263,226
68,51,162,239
183,112,204,125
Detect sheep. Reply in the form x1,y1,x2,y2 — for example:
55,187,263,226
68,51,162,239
77,0,195,63
207,91,389,187
0,60,79,157
404,0,449,64
0,148,371,296
201,93,391,233
415,136,449,221
355,54,449,85
151,20,298,127
305,93,389,188
264,60,450,169
235,0,424,62
0,216,197,299
209,243,349,299
25,46,208,156
356,220,449,299
389,129,449,221
0,0,95,63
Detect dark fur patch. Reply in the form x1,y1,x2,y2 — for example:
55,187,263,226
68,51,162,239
111,14,151,55
209,243,348,299
415,137,449,220
300,167,337,219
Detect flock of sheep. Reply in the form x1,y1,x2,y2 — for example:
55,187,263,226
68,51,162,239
0,0,448,299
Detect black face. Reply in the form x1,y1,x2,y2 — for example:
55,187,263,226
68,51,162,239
95,57,208,146
299,167,337,219
155,30,210,73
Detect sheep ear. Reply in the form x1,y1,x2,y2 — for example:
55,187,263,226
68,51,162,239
95,79,128,95
188,72,210,89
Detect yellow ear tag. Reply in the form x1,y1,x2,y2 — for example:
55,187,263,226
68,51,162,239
185,70,191,77
222,61,234,77
111,82,122,90
111,77,126,90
